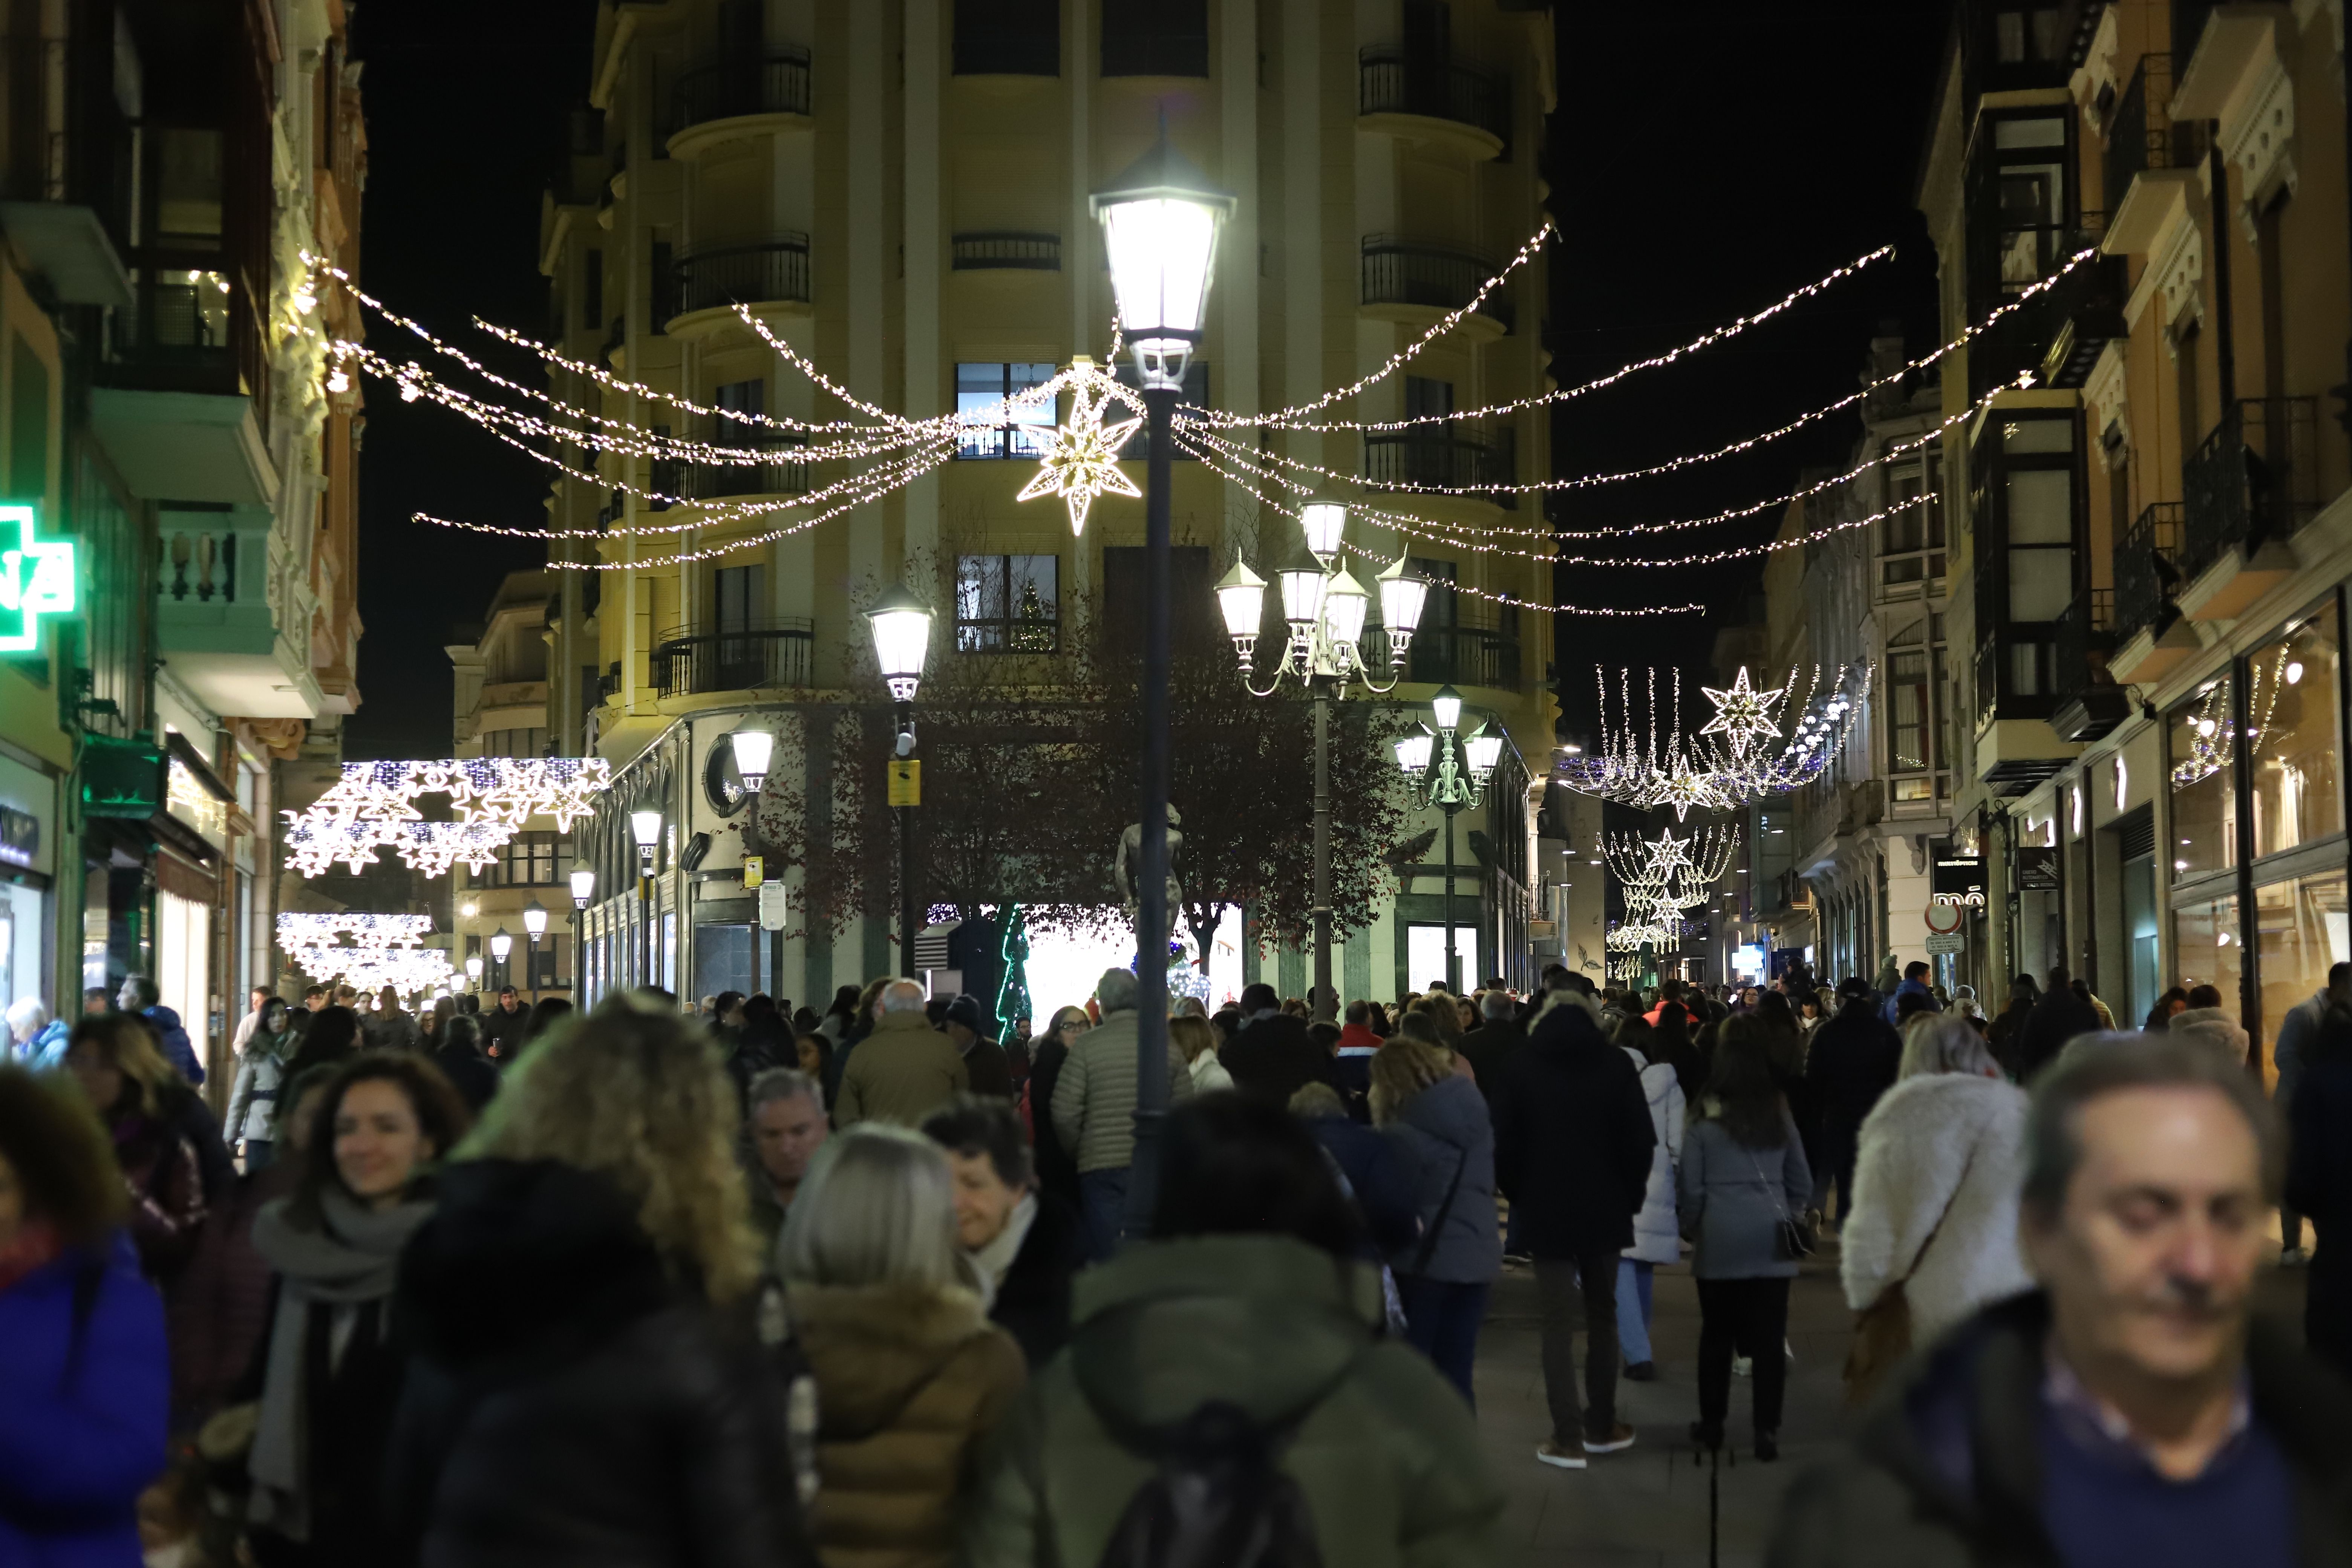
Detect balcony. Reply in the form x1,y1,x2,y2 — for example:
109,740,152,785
689,427,808,502
2032,243,2127,388
2177,398,2319,620
665,236,812,340
1968,218,2114,395
1358,49,1510,158
1364,430,1512,495
90,273,277,506
154,511,319,718
667,49,812,159
951,232,1060,271
1409,603,1521,692
2102,55,2203,254
1360,238,1513,337
2051,588,2128,742
651,620,815,699
2110,501,2192,661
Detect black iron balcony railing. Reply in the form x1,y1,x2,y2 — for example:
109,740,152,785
2113,501,2185,641
1410,603,1522,691
671,235,811,318
690,425,808,499
951,232,1060,271
106,269,262,400
2054,587,2116,694
1361,237,1514,331
2102,54,2203,216
1363,431,1512,492
651,619,815,697
2181,397,2321,577
1358,49,1511,147
671,48,812,133
1969,217,2122,395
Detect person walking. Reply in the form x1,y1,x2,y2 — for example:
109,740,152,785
429,1014,501,1115
1370,1034,1501,1407
1837,1015,2033,1403
924,1096,1084,1368
837,980,969,1128
1984,973,2040,1074
1459,988,1530,1105
1618,1016,1687,1382
384,1003,818,1568
2169,983,2251,1067
1290,1081,1422,1260
1493,992,1657,1468
941,995,1014,1099
61,1015,211,1289
2272,962,2350,1268
225,997,300,1171
1170,1011,1233,1094
478,987,530,1065
1020,1006,1088,1211
781,1125,1027,1568
2288,1004,2352,1371
2009,965,2103,1083
6,995,68,1069
1649,1000,1707,1106
965,1095,1505,1568
283,1003,364,1084
1770,1034,2348,1564
1879,961,1942,1029
1804,977,1902,1227
722,993,793,1110
1679,1018,1811,1461
1221,981,1337,1104
364,988,418,1053
1049,968,1193,1261
744,1067,830,1244
119,975,203,1086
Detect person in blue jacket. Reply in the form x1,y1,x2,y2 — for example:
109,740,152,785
119,975,204,1087
0,1062,170,1565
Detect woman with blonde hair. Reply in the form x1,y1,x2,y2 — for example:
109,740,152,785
1371,1034,1499,1405
1169,1012,1232,1093
782,1125,1025,1568
60,1015,211,1285
384,1003,815,1567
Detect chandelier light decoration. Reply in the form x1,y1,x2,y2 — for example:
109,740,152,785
1603,825,1739,953
276,912,453,994
1559,664,1873,820
282,758,614,878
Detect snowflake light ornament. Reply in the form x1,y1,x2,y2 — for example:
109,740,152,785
1697,666,1786,758
1016,377,1142,536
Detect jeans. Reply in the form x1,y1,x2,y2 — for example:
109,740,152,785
1079,1167,1129,1262
1812,1118,1860,1222
1535,1251,1622,1443
243,1139,275,1172
1398,1276,1489,1408
1696,1276,1792,1435
1615,1258,1655,1367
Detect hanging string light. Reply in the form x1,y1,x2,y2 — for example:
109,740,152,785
283,758,615,877
1559,664,1873,818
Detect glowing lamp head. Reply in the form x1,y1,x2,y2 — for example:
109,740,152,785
728,728,775,796
1431,684,1465,733
489,926,513,962
1394,731,1434,776
1376,554,1428,635
1089,126,1235,390
2287,660,2306,685
522,899,548,940
570,863,597,909
1214,557,1266,640
464,955,484,980
459,898,479,920
1320,566,1369,651
1277,562,1329,631
630,808,664,863
864,584,934,703
1464,727,1502,780
1300,497,1347,562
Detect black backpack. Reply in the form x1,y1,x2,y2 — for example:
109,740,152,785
1093,1380,1352,1568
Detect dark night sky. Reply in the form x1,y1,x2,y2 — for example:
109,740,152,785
343,1,1948,759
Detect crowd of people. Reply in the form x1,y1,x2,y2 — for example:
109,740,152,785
0,949,2346,1566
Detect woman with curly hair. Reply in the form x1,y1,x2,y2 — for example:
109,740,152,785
384,1000,816,1568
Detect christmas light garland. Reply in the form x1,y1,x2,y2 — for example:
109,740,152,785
1557,663,1873,818
277,911,453,996
283,758,614,878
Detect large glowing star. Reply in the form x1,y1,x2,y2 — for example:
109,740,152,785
1017,379,1142,535
0,504,75,654
1697,666,1785,757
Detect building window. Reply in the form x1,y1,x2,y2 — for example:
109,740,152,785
478,831,571,888
2170,891,2241,1008
956,0,1058,75
2248,600,2344,861
1880,460,1946,587
2257,871,2350,1071
955,363,1057,459
1971,410,2079,718
1991,3,2068,64
2167,677,2236,883
1101,0,1207,77
1979,114,2073,295
477,727,550,759
1886,624,1931,777
956,554,1059,652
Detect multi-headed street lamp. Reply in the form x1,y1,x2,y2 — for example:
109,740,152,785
1215,493,1429,1018
1395,684,1501,993
865,585,934,971
1092,124,1232,1234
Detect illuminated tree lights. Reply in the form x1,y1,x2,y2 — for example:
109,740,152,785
282,758,614,878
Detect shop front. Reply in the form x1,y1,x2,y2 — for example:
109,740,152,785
0,750,60,1015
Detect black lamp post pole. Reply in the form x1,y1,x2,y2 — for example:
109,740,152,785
899,699,918,975
1126,384,1177,1237
1312,683,1333,1020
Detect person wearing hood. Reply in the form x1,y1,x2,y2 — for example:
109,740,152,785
1803,978,1902,1227
385,1003,818,1568
941,995,1014,1099
781,1124,1026,1568
1617,1014,1687,1382
925,1095,1084,1369
6,996,69,1070
1371,1035,1502,1407
966,1094,1504,1568
838,980,969,1129
1879,960,1942,1030
2168,983,2251,1067
61,1016,212,1289
1221,982,1339,1106
225,996,300,1171
120,975,202,1087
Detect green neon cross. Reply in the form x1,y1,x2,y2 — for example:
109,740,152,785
0,504,75,654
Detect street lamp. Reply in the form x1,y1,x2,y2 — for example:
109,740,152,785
568,862,595,1002
569,863,596,910
489,926,513,995
1093,122,1234,1238
727,727,773,800
464,953,484,991
629,806,662,989
865,585,934,970
1215,494,1428,1022
1398,684,1499,993
523,899,548,999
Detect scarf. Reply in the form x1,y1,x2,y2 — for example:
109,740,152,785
247,1186,434,1538
972,1192,1038,1288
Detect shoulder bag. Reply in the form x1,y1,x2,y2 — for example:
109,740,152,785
1743,1141,1815,1262
1842,1138,1980,1406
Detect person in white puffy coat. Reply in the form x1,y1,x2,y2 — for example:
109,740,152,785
1839,1015,2034,1350
1617,1040,1685,1378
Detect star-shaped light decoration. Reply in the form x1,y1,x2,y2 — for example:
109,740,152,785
1697,666,1786,758
1651,767,1720,821
1017,377,1142,536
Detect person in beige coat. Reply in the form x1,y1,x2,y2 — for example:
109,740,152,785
1048,968,1194,1262
781,1124,1025,1568
837,980,970,1128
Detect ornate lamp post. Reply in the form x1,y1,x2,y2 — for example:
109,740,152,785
569,862,595,1001
522,899,548,1000
489,926,513,995
727,727,773,798
865,585,934,972
1395,684,1501,992
1092,124,1233,1236
1214,495,1427,1018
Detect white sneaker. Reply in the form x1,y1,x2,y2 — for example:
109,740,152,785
1732,1355,1753,1378
1535,1441,1588,1470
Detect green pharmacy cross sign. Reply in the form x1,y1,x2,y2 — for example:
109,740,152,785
0,504,72,654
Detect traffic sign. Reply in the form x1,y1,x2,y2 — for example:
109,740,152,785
1925,932,1965,955
1924,903,1966,935
888,760,921,806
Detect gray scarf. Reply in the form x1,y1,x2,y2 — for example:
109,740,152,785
247,1187,434,1540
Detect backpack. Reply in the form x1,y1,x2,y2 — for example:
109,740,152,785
1094,1400,1327,1568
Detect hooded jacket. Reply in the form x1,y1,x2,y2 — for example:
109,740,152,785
1839,1073,2033,1344
225,1026,297,1144
2011,988,2104,1083
790,1278,1026,1568
144,1003,202,1086
837,1011,970,1129
1379,1071,1502,1284
1491,1000,1656,1258
1621,1046,1686,1266
965,1235,1504,1568
386,1159,816,1568
2170,1006,2252,1067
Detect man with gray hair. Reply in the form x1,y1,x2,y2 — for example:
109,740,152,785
1770,1033,2350,1566
120,973,203,1085
745,1067,829,1242
1051,966,1195,1262
1460,988,1528,1109
835,977,968,1127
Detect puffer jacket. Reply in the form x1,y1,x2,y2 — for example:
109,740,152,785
836,1012,969,1128
1049,1008,1194,1173
790,1279,1025,1568
2170,1004,2251,1067
965,1235,1504,1568
225,1029,297,1144
143,1003,203,1086
1840,1073,2032,1344
1621,1046,1685,1266
1379,1072,1501,1285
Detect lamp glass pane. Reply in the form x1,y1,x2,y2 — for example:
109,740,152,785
729,729,775,782
630,809,664,847
1379,572,1429,634
1394,733,1433,773
1322,580,1368,646
1300,501,1346,558
1217,580,1264,638
570,867,597,902
1277,567,1328,628
1099,197,1218,337
868,607,932,680
490,931,513,959
524,904,548,937
1465,733,1504,773
1432,691,1464,731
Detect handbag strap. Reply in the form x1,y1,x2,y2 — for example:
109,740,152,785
1894,1136,1981,1289
1412,1147,1470,1277
1741,1141,1796,1227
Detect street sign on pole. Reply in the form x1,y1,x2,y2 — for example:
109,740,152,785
1925,931,1966,955
888,760,921,806
758,880,790,932
742,854,763,888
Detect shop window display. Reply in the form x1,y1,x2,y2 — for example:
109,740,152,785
2167,678,2236,881
2248,602,2343,862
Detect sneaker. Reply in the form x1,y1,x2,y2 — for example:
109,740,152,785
1622,1360,1658,1383
2281,1246,2311,1267
1583,1423,1637,1455
1756,1430,1779,1463
1732,1354,1753,1378
1535,1440,1588,1470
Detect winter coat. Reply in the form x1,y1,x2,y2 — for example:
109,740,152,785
167,1159,299,1429
1806,998,1902,1132
225,1028,297,1144
2288,1042,2352,1364
170,1083,236,1202
432,1040,502,1113
144,1003,202,1085
2171,1005,2252,1067
1677,1111,1811,1280
1308,1115,1423,1259
1765,1293,2352,1568
1491,1001,1656,1258
1220,1011,1336,1105
479,1002,531,1064
961,1037,1015,1099
1839,1073,2032,1344
0,1232,168,1566
1881,977,1941,1029
789,1279,1026,1568
108,1100,208,1285
1457,1017,1528,1106
1186,1049,1234,1093
1049,1008,1193,1173
989,1192,1084,1370
1379,1072,1502,1285
364,1006,419,1054
1023,1037,1079,1205
2011,987,2104,1083
965,1235,1505,1568
837,1012,970,1129
386,1159,818,1568
2277,992,2330,1107
1621,1046,1686,1266
17,1016,68,1070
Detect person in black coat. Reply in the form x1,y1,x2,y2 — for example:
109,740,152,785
2009,965,2105,1084
430,1015,501,1115
942,995,1015,1099
1023,1009,1087,1209
1802,978,1902,1225
1493,994,1657,1461
925,1096,1083,1368
1221,982,1337,1105
1290,1081,1420,1259
2288,1004,2352,1373
1457,991,1529,1107
478,988,531,1065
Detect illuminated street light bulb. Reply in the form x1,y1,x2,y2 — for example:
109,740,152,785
864,583,934,703
1376,556,1428,667
570,863,597,910
1464,727,1504,780
1431,684,1464,733
459,898,479,920
489,927,513,962
1299,496,1346,563
1277,562,1328,633
464,954,484,981
1394,732,1434,775
522,900,548,940
630,808,663,871
728,728,774,796
1090,125,1235,391
1214,558,1266,668
1320,566,1369,653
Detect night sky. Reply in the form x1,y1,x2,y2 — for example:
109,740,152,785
345,1,1948,759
